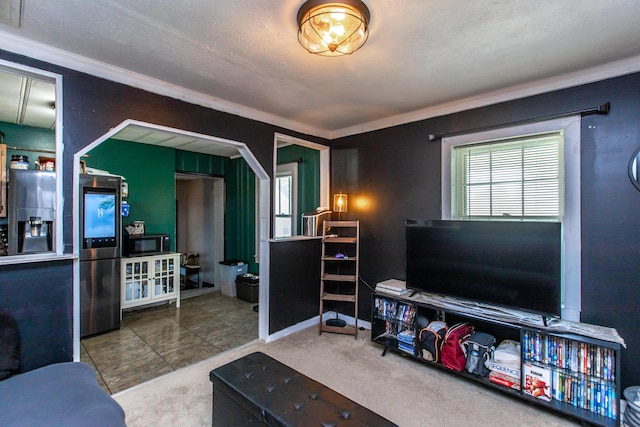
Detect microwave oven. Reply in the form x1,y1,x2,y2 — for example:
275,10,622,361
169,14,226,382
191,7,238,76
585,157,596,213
124,234,170,257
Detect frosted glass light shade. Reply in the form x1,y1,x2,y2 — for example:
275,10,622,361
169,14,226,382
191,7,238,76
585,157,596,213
297,0,370,56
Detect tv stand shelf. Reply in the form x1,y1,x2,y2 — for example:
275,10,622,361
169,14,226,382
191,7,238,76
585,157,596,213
371,291,622,427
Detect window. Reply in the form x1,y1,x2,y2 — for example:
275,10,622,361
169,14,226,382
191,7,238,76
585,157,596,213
442,116,581,321
274,163,297,238
0,59,63,263
273,133,330,238
451,132,563,220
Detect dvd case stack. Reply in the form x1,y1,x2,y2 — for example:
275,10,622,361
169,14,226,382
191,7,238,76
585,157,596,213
373,297,416,352
397,329,416,355
522,330,617,420
374,297,416,333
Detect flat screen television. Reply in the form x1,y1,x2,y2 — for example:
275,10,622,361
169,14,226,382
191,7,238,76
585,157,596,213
406,219,562,317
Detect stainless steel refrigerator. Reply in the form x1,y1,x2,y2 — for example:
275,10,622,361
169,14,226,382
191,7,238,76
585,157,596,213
79,174,122,337
7,169,56,255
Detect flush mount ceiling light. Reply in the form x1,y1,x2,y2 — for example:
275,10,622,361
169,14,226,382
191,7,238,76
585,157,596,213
297,0,370,56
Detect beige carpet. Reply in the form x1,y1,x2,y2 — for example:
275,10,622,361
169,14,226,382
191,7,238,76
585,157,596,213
113,326,579,426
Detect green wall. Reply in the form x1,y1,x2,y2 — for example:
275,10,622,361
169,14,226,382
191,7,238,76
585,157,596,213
225,157,258,274
277,145,320,235
0,122,56,226
85,139,177,249
175,150,226,175
0,123,300,272
0,122,55,161
87,139,257,270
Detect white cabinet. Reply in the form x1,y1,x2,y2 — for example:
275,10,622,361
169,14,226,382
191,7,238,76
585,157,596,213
122,253,180,310
0,144,6,217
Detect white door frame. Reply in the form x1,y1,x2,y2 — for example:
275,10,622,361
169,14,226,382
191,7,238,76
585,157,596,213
73,119,271,359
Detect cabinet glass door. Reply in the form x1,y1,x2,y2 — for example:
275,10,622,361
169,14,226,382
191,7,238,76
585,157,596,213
124,260,150,303
153,256,176,297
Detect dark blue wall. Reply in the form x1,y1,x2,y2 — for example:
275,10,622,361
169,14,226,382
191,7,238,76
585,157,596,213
330,72,640,389
1,47,639,390
0,50,328,253
269,238,322,332
0,48,328,369
0,260,73,372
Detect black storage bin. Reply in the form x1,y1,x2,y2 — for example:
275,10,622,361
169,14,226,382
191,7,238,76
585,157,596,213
236,274,259,303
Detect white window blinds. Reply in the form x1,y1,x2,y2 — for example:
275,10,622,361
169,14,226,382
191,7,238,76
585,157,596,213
451,131,564,220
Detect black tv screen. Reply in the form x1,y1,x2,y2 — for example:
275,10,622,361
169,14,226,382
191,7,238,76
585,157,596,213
406,219,561,317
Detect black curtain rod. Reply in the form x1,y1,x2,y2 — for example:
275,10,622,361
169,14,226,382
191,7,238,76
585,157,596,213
428,102,610,142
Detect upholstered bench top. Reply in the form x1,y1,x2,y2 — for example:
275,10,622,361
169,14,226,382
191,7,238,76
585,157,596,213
209,351,397,426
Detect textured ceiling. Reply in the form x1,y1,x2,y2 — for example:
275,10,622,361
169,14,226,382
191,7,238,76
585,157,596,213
110,122,243,158
0,69,55,129
0,1,639,139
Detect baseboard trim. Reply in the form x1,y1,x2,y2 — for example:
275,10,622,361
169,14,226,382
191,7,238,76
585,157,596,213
265,312,370,344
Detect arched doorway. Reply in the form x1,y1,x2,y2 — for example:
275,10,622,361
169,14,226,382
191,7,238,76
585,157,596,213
72,120,270,388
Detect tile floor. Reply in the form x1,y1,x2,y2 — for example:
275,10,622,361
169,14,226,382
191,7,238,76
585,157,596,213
80,290,258,394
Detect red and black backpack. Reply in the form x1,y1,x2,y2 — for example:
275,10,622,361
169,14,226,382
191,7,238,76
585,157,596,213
441,322,474,371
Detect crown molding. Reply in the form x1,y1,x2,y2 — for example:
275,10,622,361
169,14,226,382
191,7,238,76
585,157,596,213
2,29,639,141
0,30,331,139
329,54,640,139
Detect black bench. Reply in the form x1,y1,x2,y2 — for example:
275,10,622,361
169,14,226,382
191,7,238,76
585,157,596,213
209,351,397,426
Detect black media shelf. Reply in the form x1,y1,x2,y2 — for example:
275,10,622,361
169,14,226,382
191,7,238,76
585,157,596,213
371,292,621,427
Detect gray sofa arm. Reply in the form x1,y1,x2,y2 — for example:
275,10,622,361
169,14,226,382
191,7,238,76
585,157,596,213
0,361,125,427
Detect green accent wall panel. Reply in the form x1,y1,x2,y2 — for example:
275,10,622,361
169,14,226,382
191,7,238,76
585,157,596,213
278,145,320,234
1,121,56,169
85,139,177,250
175,150,226,175
0,122,56,225
225,157,257,274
